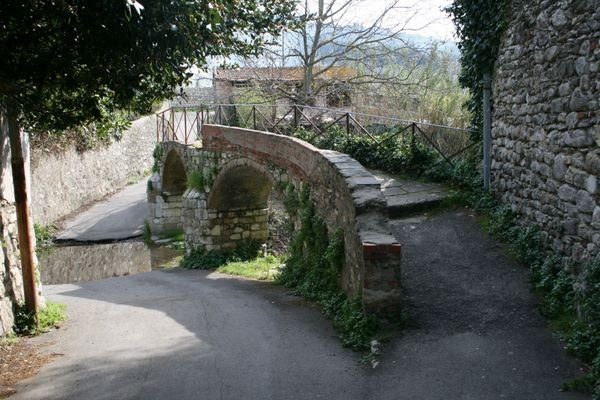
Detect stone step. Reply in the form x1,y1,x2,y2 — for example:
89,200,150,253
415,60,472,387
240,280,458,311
368,169,449,219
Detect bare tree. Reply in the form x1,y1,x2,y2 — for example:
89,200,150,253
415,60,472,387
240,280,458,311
270,0,437,106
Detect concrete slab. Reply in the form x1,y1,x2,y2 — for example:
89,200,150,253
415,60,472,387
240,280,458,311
56,179,148,242
368,169,449,218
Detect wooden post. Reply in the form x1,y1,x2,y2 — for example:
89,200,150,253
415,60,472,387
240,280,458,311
6,106,39,317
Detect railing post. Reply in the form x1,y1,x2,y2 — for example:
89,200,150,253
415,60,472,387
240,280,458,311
183,108,187,144
196,109,201,141
218,105,222,125
293,105,299,129
156,114,159,142
346,113,350,136
170,108,175,141
253,106,257,130
411,123,416,149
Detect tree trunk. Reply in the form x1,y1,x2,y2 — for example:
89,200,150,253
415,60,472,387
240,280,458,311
6,105,39,317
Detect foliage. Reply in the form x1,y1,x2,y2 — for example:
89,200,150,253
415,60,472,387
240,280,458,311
371,46,472,128
33,224,56,252
294,126,439,176
216,254,282,281
277,184,378,351
181,240,262,270
0,0,297,131
142,220,152,246
445,0,509,132
29,107,133,153
13,301,66,335
187,170,209,192
152,144,164,173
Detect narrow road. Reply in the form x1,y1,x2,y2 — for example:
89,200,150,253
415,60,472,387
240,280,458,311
56,179,148,242
14,209,589,399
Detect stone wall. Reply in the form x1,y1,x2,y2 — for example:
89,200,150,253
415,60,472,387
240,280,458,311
39,242,151,285
31,115,156,225
0,112,24,336
149,125,402,314
169,87,215,107
492,0,600,262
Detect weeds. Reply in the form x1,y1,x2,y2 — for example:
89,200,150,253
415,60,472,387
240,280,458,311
33,224,56,252
216,255,282,280
277,184,378,351
13,301,66,335
142,220,152,245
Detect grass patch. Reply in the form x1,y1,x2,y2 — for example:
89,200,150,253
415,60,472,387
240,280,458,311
216,254,282,280
13,301,67,335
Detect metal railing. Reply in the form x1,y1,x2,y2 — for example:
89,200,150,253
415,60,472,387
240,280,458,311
156,103,477,165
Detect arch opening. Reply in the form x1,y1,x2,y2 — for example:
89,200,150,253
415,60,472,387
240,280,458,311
162,150,187,195
208,165,273,210
204,162,292,252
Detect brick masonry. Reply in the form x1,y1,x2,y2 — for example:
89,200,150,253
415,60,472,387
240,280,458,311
492,0,600,263
149,125,402,315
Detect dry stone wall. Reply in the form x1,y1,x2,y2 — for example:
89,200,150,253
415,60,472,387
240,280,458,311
492,0,600,262
1,112,24,336
31,115,156,225
0,200,23,336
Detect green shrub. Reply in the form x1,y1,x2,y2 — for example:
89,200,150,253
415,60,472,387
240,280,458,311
187,170,207,192
34,223,56,251
294,127,439,177
13,301,66,335
277,185,378,351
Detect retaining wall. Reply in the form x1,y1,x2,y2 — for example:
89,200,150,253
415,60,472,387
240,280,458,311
31,115,156,225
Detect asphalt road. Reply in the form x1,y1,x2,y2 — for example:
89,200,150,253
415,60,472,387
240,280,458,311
56,179,148,242
14,209,590,400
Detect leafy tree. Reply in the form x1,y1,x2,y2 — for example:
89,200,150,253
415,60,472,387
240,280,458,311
0,0,296,130
0,0,296,315
445,0,508,132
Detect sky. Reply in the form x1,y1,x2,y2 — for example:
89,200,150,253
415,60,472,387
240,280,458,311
324,0,456,41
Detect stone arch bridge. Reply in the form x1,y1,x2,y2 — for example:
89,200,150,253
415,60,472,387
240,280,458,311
148,124,401,315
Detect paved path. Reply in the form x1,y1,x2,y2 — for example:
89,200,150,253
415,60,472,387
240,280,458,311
14,209,589,400
56,180,148,242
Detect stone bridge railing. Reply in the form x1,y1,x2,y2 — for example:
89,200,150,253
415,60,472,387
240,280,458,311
148,124,401,315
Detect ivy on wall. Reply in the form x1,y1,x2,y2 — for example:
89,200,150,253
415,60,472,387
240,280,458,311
445,0,509,134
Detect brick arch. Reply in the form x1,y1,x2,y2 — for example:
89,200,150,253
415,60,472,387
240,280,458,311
207,158,275,211
162,150,187,195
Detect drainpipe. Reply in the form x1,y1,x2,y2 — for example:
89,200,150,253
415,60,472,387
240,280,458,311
482,73,492,190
